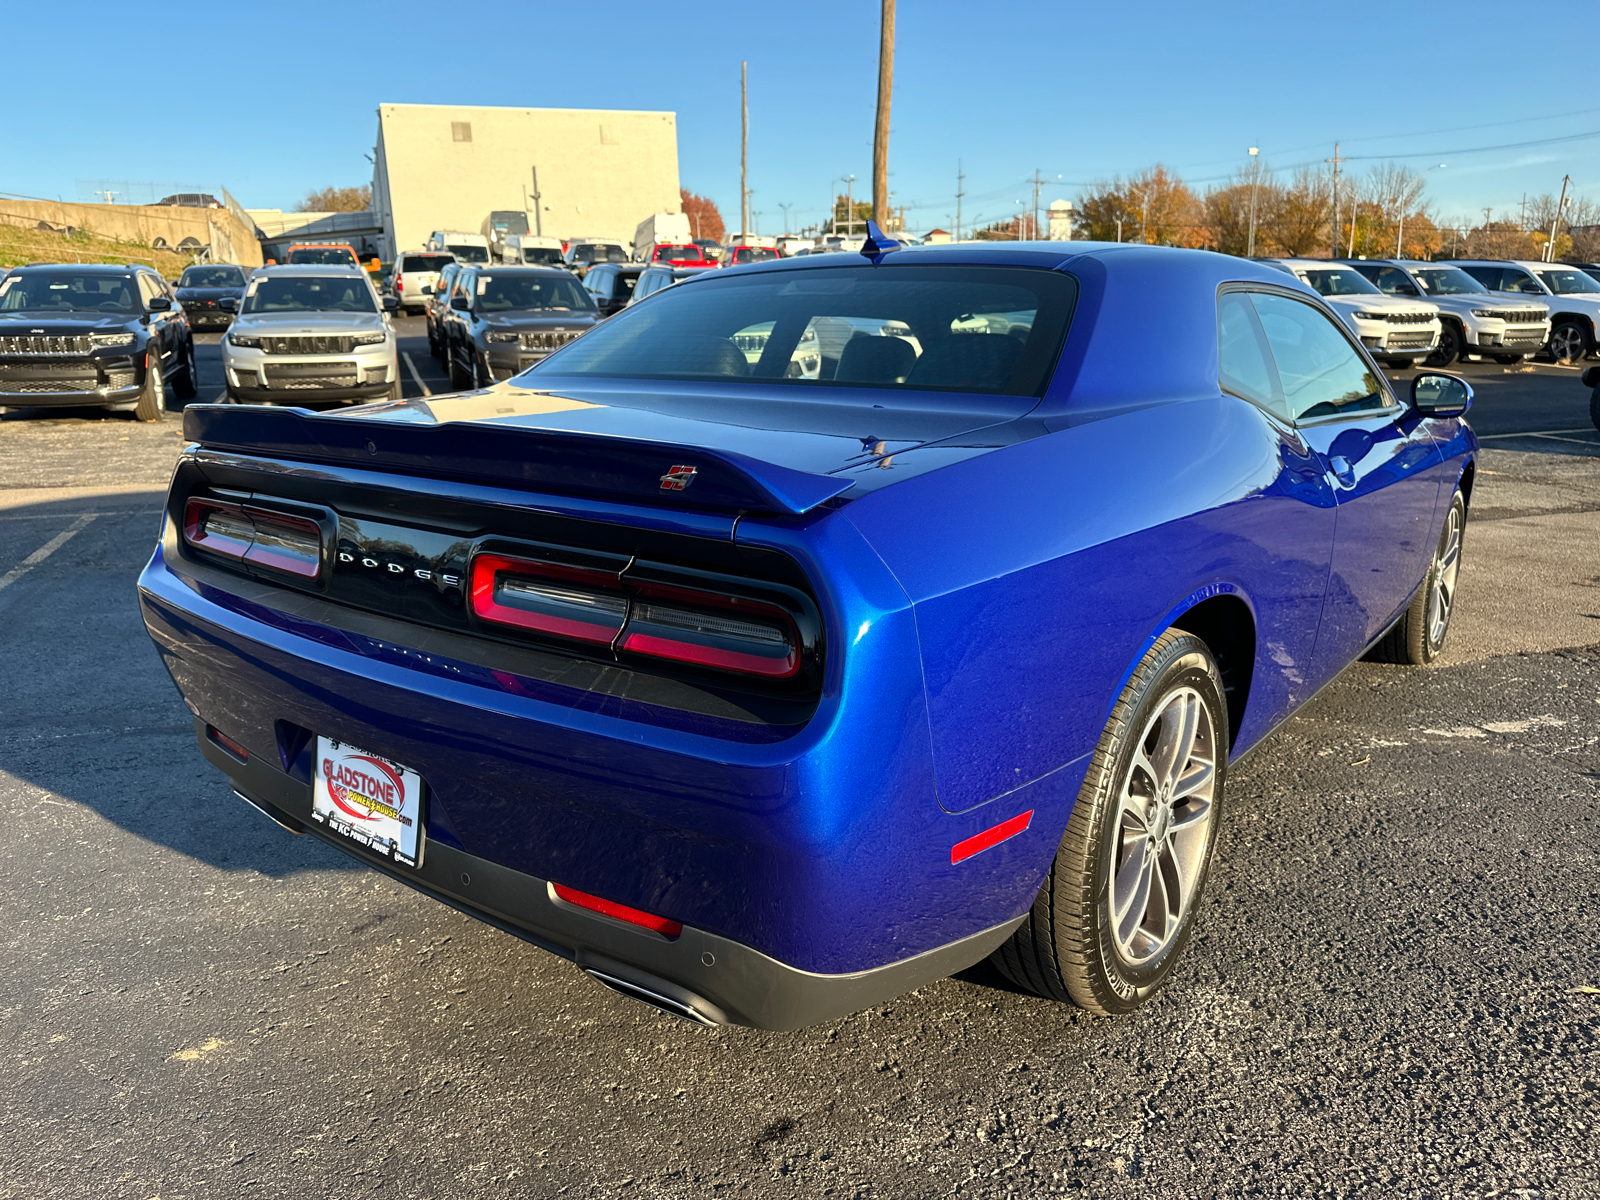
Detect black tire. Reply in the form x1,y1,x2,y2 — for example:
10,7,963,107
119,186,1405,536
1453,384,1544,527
428,319,442,359
470,351,485,390
1549,320,1590,364
387,376,403,401
133,350,166,421
447,343,469,390
1424,322,1464,368
1368,488,1466,666
990,630,1227,1015
170,336,198,401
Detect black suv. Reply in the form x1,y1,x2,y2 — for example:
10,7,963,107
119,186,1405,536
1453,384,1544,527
173,263,248,331
0,263,197,420
580,263,646,318
442,265,600,388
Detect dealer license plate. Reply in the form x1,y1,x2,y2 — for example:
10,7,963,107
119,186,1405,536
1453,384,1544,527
310,737,425,868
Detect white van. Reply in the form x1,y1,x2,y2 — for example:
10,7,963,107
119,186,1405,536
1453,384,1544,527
425,231,491,265
501,235,565,266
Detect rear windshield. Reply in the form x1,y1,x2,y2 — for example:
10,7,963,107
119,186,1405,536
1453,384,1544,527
179,266,246,288
0,271,139,313
521,247,564,265
569,244,627,264
475,273,595,312
654,245,704,262
730,247,779,263
447,244,490,263
530,264,1077,397
287,247,359,266
243,275,376,313
400,254,454,272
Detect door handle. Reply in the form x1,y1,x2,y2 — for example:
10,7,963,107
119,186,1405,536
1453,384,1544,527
1329,455,1357,486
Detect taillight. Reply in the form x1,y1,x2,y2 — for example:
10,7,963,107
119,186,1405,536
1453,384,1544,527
469,552,805,680
619,584,799,679
470,552,627,644
183,497,324,579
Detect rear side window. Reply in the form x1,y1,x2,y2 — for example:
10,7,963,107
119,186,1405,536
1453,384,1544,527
532,264,1077,397
1217,292,1283,417
1500,269,1544,295
1251,293,1387,421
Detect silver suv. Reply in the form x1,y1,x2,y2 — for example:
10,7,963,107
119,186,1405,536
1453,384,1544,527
390,251,455,316
1346,260,1550,366
222,266,400,404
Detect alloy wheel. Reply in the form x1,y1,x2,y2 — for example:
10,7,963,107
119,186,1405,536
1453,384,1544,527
1551,324,1586,364
1110,687,1218,967
1428,503,1462,647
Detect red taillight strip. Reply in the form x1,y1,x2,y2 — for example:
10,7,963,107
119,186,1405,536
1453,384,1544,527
951,809,1034,865
551,883,683,938
470,553,625,644
618,630,796,678
183,497,323,580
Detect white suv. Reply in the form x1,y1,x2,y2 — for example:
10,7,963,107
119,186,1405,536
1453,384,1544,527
390,251,455,316
1346,260,1550,366
222,266,400,405
1265,259,1441,367
1447,260,1600,363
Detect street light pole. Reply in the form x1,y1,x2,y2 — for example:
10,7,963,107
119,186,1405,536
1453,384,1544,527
845,173,857,238
778,202,793,235
1397,163,1444,259
740,62,749,240
1246,147,1259,257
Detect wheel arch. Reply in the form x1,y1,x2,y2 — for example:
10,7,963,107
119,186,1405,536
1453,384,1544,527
1170,593,1256,750
1457,457,1476,508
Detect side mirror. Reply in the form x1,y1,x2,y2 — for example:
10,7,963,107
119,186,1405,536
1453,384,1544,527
450,295,471,311
1411,372,1472,418
147,296,172,311
382,295,399,312
218,296,238,312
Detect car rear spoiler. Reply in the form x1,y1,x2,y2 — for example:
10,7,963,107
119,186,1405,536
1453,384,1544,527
181,404,853,516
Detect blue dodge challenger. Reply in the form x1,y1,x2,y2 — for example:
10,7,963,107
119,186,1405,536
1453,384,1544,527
139,237,1475,1029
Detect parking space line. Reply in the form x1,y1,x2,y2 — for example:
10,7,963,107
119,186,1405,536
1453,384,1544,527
402,353,432,397
0,513,97,594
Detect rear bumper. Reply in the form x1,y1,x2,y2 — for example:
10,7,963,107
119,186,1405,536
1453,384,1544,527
201,722,1021,1030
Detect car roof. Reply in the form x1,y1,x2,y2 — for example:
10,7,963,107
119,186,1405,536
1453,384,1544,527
253,264,372,277
459,264,573,275
1445,260,1555,269
10,262,145,274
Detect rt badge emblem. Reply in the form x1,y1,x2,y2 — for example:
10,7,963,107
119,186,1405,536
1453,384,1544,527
660,465,698,491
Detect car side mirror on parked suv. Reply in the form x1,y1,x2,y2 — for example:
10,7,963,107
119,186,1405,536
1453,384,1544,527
450,295,471,311
382,295,399,311
1411,372,1473,418
218,296,238,312
147,296,172,311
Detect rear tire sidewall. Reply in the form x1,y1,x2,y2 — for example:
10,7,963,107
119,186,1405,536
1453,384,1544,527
1076,638,1228,1011
133,347,166,421
1412,490,1466,663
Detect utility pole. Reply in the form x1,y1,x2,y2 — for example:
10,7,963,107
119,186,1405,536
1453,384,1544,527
1246,147,1259,257
955,161,964,243
740,62,749,239
1030,169,1044,241
778,202,793,234
1546,174,1571,262
530,167,542,237
845,174,856,237
872,0,895,226
1326,142,1345,259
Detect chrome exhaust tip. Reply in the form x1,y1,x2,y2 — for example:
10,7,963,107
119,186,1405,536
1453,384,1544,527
584,968,723,1027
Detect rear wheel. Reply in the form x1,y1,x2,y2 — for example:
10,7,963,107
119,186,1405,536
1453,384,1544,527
133,351,166,421
1425,322,1464,367
990,631,1226,1014
447,343,470,390
1369,488,1465,666
1549,320,1590,364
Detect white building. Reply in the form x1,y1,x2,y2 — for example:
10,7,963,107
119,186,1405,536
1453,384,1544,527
1048,200,1074,241
370,103,682,260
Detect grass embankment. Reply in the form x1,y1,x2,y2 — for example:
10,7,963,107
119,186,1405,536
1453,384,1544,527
0,222,195,280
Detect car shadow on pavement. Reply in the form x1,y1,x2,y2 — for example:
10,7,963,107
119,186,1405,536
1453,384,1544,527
0,490,357,879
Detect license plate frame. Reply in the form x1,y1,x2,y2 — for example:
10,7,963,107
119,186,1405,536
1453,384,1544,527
310,737,426,868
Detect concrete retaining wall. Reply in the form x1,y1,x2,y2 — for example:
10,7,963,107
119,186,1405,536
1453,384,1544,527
0,197,263,267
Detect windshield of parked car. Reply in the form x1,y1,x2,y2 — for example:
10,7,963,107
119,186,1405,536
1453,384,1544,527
401,254,454,273
474,273,596,313
1413,267,1484,296
242,275,377,313
0,271,139,312
1535,268,1600,295
287,247,359,267
521,247,564,265
179,266,246,288
447,244,490,263
1298,269,1381,297
530,264,1077,397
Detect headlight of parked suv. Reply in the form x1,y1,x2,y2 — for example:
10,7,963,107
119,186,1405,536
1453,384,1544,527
1352,312,1389,323
352,331,387,346
89,333,135,348
487,332,520,343
228,330,263,348
1471,309,1503,318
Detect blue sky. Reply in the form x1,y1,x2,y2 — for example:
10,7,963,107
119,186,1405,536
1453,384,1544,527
4,0,1595,234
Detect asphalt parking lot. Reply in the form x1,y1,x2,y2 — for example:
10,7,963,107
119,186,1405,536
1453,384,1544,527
1,337,1597,1198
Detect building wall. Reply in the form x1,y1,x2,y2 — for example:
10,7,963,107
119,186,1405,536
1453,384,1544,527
374,103,681,259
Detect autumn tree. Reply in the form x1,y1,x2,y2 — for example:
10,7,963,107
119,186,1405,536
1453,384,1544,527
295,185,371,213
828,195,874,235
1466,220,1538,260
1261,168,1331,257
680,189,725,243
1076,165,1207,247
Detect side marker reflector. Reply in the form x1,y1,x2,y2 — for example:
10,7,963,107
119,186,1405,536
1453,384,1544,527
951,809,1034,865
552,883,683,938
